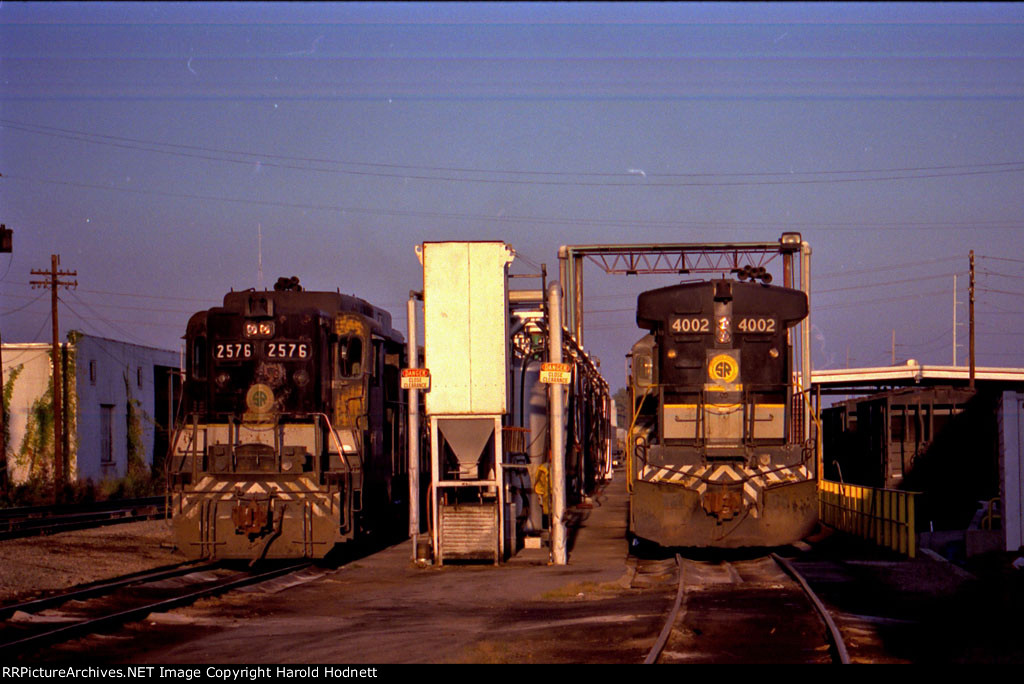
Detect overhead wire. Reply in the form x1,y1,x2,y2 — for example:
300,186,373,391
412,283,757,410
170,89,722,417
60,291,161,348
2,123,1021,365
815,271,961,295
0,291,48,316
814,256,962,280
4,172,1022,234
5,118,1024,187
978,254,1024,265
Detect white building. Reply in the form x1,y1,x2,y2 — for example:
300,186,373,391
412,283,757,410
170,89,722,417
2,333,179,486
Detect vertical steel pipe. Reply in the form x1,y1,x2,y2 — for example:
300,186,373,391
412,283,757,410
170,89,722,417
800,241,813,464
547,281,567,565
573,253,584,347
407,294,421,559
558,246,569,331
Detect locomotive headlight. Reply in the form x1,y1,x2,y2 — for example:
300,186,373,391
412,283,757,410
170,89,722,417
716,316,732,344
666,348,678,359
244,321,275,338
769,347,780,359
293,369,310,387
215,372,230,388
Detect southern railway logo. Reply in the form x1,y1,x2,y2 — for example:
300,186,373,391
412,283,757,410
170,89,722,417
246,383,274,412
708,354,739,384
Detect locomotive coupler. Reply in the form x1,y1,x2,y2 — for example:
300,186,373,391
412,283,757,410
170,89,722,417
702,484,744,523
231,487,275,536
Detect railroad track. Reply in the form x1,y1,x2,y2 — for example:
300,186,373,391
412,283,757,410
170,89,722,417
0,497,167,540
641,552,849,664
0,559,315,659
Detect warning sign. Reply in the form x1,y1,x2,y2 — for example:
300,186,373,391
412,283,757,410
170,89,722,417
400,368,431,390
540,362,573,384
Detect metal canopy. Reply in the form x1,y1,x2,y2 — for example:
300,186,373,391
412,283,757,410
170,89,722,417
556,233,813,453
812,364,1024,395
569,240,796,276
558,235,804,347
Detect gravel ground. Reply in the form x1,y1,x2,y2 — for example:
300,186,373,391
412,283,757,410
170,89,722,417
0,519,185,604
2,507,1023,663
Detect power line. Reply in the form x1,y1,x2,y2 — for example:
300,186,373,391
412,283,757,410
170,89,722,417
0,291,48,316
978,254,1024,265
815,289,948,311
6,118,1024,186
23,313,51,344
58,296,200,316
61,291,156,348
816,272,959,295
979,269,1024,281
5,173,1023,232
978,286,1024,296
3,279,218,305
814,256,962,280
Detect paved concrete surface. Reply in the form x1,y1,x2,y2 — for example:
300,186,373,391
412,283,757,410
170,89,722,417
120,474,651,664
14,469,1023,664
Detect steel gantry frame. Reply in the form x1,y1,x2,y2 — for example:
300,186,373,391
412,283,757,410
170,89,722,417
558,238,804,347
556,233,814,451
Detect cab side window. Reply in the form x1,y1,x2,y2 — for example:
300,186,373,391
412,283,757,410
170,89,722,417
192,336,207,380
336,336,363,378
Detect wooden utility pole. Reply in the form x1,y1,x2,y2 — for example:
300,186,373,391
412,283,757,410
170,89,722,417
0,224,11,493
969,250,976,390
30,255,76,502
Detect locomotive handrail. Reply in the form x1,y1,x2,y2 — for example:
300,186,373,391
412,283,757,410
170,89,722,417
311,411,360,517
190,413,200,482
310,412,351,474
627,384,654,493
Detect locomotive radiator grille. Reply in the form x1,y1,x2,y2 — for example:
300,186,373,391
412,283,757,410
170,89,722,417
638,463,812,518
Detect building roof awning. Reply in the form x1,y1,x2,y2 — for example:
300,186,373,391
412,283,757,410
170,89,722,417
810,362,1024,394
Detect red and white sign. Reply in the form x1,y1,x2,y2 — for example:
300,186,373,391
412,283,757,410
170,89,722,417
540,362,573,384
400,368,431,390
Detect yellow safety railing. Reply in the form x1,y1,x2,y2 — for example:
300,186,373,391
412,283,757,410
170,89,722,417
980,497,1001,530
819,480,919,558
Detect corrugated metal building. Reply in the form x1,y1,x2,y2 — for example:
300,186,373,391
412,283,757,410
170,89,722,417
2,333,179,486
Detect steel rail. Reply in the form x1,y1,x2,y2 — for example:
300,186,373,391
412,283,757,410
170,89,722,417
0,561,218,621
0,497,166,540
771,552,851,665
643,553,685,664
0,560,312,657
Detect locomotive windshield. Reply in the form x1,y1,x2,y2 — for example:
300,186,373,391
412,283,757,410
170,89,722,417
635,352,654,387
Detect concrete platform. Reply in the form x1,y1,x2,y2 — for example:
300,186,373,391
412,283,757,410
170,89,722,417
18,470,1024,664
125,473,649,664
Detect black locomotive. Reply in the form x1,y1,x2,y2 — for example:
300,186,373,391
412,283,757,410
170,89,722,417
627,276,816,547
168,278,408,559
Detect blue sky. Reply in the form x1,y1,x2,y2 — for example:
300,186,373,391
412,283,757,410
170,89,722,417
2,2,1023,390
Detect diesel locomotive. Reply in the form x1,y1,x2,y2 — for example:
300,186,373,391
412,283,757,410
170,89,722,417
627,275,816,547
168,277,409,560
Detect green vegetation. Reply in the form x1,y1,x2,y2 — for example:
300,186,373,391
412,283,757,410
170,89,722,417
0,335,164,507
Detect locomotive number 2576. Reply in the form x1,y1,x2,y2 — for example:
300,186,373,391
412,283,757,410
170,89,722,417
267,342,309,359
215,343,252,359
